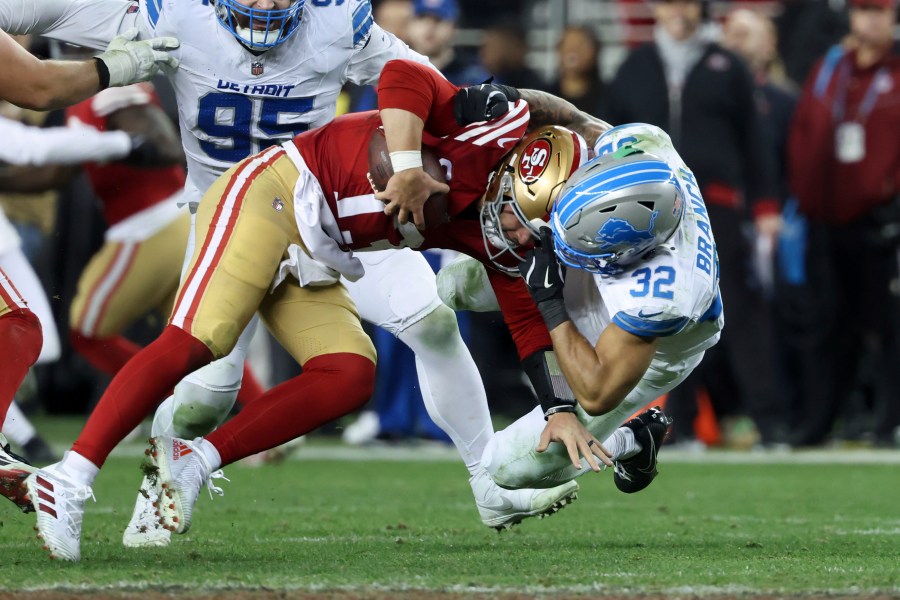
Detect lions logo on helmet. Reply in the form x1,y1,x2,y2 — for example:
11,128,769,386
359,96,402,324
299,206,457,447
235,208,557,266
551,148,684,275
480,126,589,273
214,0,306,50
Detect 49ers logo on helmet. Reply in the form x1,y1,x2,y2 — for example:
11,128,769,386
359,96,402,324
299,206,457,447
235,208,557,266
518,139,552,184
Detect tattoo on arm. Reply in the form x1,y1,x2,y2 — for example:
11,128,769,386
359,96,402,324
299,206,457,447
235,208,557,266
519,89,611,149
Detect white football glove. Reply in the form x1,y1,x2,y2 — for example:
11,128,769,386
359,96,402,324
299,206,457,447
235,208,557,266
96,28,180,87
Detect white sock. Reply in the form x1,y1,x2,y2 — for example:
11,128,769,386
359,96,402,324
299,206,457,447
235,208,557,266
2,402,37,446
399,308,493,477
194,438,222,472
54,450,100,487
602,427,642,461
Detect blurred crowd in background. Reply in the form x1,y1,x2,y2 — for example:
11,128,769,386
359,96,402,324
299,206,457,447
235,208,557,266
2,0,899,462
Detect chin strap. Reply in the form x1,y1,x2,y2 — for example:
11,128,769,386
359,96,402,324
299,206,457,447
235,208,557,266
522,349,577,420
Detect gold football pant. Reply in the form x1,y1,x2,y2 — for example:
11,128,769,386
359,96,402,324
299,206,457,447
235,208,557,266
169,146,375,366
70,211,190,337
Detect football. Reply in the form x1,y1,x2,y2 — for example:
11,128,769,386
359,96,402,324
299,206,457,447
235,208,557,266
368,127,450,229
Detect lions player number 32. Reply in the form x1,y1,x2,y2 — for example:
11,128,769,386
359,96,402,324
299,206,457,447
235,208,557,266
629,266,675,299
197,93,315,162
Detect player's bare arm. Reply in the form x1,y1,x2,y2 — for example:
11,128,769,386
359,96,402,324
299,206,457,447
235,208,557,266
375,61,451,229
517,89,611,148
550,321,657,416
0,30,102,110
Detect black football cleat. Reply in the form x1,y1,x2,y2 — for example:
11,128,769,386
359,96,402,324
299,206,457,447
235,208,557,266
613,407,672,494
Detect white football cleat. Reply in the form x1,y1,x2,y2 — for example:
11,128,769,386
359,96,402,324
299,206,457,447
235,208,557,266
25,465,95,561
470,468,579,531
0,433,36,513
122,475,171,548
146,436,225,535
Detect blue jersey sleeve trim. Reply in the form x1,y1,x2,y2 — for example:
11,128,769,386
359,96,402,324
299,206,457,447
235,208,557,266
698,293,723,323
352,1,373,48
613,311,690,338
145,0,160,28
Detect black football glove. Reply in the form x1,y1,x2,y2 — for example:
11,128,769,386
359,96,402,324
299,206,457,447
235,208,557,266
453,80,521,126
121,134,167,167
519,227,570,330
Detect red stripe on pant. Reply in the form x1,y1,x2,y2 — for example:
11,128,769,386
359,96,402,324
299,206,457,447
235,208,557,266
207,353,375,466
0,267,27,310
174,150,282,327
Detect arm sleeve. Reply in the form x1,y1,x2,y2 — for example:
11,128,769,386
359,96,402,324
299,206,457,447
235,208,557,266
344,20,433,87
486,268,553,360
0,0,137,49
376,59,460,137
0,118,131,166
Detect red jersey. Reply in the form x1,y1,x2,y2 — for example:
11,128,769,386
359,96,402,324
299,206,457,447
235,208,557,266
789,47,900,224
66,84,186,227
290,60,550,358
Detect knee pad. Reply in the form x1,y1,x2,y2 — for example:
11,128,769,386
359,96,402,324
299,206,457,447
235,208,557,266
399,304,461,351
170,379,238,438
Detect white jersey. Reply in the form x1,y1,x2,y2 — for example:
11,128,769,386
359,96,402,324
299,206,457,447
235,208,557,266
564,123,723,364
0,0,429,194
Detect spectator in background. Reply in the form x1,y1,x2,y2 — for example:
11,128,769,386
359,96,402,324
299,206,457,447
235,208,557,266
407,0,488,85
480,21,548,90
788,0,900,447
605,0,786,448
547,25,607,117
776,0,849,88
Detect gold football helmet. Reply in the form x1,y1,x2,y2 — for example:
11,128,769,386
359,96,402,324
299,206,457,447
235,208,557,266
480,126,589,273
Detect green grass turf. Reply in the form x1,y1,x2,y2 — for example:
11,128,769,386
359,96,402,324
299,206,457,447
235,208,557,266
2,454,899,595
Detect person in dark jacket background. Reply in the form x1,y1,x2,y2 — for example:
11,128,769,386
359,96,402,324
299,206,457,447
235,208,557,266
605,0,786,447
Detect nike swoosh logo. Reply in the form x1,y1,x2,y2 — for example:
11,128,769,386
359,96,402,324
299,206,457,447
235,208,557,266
497,137,518,148
479,496,515,511
638,310,663,318
544,269,552,288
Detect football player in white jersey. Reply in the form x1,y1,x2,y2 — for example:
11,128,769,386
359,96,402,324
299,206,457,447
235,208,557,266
440,122,724,491
0,0,576,553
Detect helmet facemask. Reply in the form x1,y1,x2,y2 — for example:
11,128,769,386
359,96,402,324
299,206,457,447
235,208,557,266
479,126,588,274
214,0,305,50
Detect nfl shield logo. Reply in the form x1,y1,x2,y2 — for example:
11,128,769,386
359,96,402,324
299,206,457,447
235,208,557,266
251,61,264,76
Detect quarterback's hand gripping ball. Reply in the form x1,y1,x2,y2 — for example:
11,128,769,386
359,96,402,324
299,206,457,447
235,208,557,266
368,127,450,230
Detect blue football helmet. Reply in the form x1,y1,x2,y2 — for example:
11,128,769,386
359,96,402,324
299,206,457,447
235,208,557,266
551,148,684,275
214,0,305,50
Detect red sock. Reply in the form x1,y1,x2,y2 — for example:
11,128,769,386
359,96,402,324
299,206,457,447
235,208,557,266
234,364,265,408
207,353,375,466
70,331,142,375
0,309,42,423
72,325,213,467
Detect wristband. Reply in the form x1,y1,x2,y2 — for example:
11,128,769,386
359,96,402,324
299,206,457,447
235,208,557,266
522,350,577,420
389,150,423,173
94,57,111,90
536,298,571,331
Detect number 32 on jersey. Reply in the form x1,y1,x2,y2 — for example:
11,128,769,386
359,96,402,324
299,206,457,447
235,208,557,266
197,92,314,162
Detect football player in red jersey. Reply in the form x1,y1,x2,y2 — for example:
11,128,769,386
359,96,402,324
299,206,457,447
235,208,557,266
19,58,613,561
